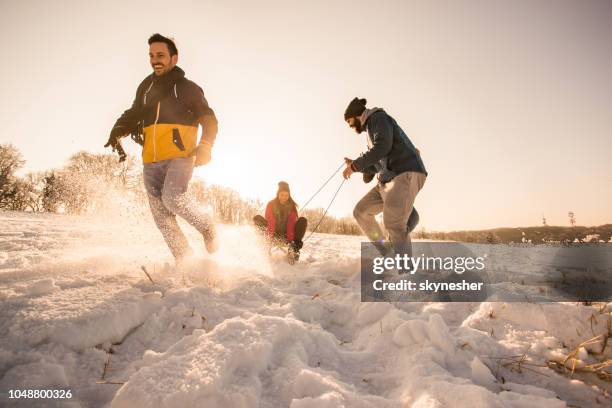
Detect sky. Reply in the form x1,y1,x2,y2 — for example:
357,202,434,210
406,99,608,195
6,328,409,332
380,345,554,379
1,0,610,231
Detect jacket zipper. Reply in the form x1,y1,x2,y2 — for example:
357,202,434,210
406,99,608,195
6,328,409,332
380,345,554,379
153,101,161,161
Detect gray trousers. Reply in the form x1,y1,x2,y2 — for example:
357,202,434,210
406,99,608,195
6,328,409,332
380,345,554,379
353,171,426,257
143,157,212,259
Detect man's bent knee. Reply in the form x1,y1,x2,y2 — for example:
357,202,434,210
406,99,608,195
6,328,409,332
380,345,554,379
383,217,408,237
353,204,366,220
161,192,185,214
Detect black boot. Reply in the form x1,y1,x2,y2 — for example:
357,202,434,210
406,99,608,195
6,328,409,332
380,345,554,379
287,240,302,265
407,208,420,233
253,215,268,232
294,218,307,241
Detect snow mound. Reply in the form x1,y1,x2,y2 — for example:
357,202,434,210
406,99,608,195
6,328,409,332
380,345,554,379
50,291,163,350
0,361,68,389
24,278,59,296
471,356,497,388
111,314,384,408
392,313,455,355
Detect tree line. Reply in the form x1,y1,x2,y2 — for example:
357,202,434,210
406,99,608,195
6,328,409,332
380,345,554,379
0,144,363,236
8,143,601,243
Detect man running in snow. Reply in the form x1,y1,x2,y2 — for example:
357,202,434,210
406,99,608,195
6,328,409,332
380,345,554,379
105,33,219,262
342,98,427,268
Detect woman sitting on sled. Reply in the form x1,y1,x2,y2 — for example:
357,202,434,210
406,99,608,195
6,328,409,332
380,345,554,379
253,181,307,264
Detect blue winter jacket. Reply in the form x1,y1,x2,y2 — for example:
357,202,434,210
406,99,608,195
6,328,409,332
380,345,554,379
352,109,427,183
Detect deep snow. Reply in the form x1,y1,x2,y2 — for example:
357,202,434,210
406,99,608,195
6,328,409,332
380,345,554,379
1,210,611,407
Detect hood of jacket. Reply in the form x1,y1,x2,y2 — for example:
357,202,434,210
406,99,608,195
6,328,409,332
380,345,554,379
359,107,384,127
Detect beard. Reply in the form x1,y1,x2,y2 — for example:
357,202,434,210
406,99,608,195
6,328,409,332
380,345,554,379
352,118,364,133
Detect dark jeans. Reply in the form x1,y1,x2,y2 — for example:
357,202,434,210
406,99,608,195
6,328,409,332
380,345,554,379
253,215,307,250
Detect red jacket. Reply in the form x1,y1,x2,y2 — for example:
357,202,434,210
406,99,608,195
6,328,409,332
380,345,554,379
265,201,298,241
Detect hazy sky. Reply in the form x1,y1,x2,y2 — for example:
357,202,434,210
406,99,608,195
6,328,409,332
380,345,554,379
1,0,610,230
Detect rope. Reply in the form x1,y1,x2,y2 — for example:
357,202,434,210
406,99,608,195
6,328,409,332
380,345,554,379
298,162,345,212
303,178,346,243
268,161,346,251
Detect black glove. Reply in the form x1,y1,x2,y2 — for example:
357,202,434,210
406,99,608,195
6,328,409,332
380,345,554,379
104,127,128,161
104,126,127,149
290,240,303,251
363,172,375,183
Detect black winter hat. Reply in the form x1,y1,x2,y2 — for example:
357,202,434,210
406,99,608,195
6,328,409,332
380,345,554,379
344,97,367,120
277,181,290,194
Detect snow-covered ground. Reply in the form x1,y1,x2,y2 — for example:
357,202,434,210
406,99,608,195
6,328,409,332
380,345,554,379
1,210,611,408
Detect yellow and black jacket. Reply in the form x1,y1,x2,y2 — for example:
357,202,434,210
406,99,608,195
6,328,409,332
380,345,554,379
112,66,217,163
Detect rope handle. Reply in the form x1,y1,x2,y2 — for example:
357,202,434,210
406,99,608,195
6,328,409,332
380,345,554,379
302,178,346,243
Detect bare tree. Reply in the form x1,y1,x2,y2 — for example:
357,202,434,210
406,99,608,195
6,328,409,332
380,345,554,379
41,172,65,212
568,211,576,227
486,231,500,244
300,208,361,236
0,144,25,209
415,226,428,239
51,152,142,214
